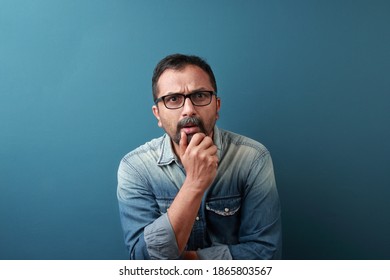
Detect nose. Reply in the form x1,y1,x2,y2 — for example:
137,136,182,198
181,96,196,117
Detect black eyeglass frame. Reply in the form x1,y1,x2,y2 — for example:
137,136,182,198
154,90,217,109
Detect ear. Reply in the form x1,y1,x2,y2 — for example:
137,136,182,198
216,97,221,120
152,105,163,127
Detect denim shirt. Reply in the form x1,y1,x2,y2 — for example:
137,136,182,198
117,126,282,260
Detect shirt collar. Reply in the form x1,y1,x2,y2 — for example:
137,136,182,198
157,126,222,166
157,134,177,166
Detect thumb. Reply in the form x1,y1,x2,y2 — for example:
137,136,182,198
179,131,188,156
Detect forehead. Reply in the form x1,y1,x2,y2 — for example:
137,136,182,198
156,65,213,97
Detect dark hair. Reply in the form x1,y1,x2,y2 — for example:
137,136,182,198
152,53,217,101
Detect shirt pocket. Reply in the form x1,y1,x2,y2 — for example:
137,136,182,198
205,196,241,244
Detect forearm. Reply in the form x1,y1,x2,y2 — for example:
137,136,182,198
167,179,205,253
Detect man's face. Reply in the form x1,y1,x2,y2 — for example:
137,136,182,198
152,65,221,147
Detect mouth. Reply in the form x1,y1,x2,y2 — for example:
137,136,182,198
181,123,200,134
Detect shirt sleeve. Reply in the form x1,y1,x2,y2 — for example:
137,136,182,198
117,159,180,259
197,245,233,260
144,213,180,259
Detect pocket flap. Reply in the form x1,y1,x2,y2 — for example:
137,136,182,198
206,196,241,216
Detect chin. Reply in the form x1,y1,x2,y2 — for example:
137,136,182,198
186,133,195,144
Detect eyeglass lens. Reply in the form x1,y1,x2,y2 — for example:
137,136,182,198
164,92,212,109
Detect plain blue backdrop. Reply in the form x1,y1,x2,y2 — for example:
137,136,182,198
1,0,389,259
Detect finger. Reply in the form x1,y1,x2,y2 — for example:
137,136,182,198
187,133,206,148
179,131,188,156
196,135,214,149
210,154,219,169
204,143,218,156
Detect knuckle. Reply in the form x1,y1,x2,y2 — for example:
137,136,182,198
199,153,207,161
196,133,206,139
204,136,213,144
190,149,199,158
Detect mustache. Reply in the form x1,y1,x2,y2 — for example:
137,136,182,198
173,116,206,145
177,116,203,130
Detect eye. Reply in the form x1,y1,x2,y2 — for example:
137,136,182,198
165,94,182,103
193,92,207,99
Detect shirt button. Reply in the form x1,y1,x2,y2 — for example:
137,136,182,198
224,208,229,212
195,216,200,221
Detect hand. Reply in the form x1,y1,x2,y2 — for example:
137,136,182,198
179,132,218,192
182,251,199,260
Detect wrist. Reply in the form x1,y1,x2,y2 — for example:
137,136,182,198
182,178,208,196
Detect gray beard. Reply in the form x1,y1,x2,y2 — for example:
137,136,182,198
172,116,207,145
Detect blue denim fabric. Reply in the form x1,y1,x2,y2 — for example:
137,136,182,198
117,126,282,259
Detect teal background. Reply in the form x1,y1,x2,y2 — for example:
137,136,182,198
1,0,389,259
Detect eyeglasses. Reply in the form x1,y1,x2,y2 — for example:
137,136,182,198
155,90,216,109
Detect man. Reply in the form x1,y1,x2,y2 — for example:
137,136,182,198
117,54,282,259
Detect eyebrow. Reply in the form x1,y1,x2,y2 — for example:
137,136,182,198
164,87,212,96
